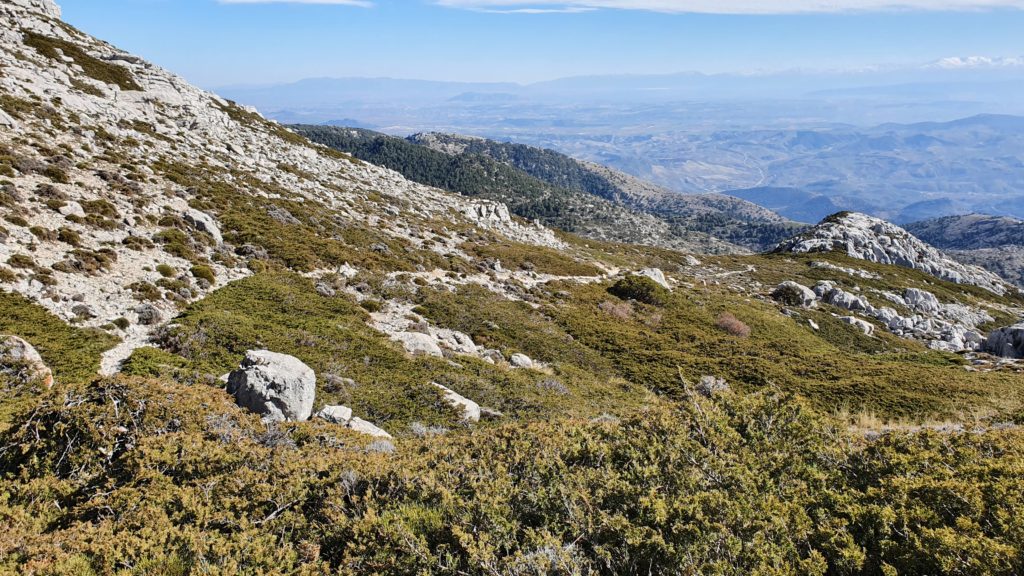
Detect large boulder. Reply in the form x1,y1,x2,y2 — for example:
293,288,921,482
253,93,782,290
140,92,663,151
771,281,816,308
0,335,53,388
227,350,316,422
984,324,1024,359
903,288,941,314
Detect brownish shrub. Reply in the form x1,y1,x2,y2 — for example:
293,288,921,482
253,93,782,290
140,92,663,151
716,312,751,338
598,300,633,321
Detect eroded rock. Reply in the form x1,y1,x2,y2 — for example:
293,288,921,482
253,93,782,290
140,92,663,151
227,350,315,422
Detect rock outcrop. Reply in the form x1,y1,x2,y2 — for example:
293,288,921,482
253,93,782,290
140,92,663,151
0,335,53,387
771,281,816,308
775,212,1010,295
984,324,1024,359
227,350,316,422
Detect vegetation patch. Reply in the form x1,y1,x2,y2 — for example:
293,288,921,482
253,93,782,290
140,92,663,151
23,31,141,91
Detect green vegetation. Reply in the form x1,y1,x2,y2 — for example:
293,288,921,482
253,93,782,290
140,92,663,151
2,373,1022,574
463,241,602,276
22,31,141,91
190,264,215,284
608,274,668,306
0,290,117,385
143,272,646,430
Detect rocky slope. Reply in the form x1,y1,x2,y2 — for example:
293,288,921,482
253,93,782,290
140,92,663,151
905,214,1024,288
774,212,1014,296
0,0,559,375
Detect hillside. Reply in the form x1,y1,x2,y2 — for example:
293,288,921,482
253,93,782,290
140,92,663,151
2,1,1024,573
295,126,802,252
904,214,1024,287
291,126,739,253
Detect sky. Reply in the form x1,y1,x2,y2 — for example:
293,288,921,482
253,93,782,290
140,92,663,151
56,0,1024,89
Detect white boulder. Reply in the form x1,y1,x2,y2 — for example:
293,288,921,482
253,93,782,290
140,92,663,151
395,332,443,358
0,335,53,388
227,350,316,422
509,353,533,369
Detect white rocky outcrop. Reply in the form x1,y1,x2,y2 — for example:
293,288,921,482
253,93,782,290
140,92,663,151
775,212,1010,295
984,324,1024,359
227,350,316,422
771,281,817,308
639,268,671,290
510,353,534,369
395,332,444,358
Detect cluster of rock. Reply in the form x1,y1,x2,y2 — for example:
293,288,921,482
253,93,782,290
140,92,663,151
226,349,492,439
772,280,993,352
774,212,1011,295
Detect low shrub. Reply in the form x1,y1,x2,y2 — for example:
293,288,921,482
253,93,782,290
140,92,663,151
608,274,668,306
715,312,751,337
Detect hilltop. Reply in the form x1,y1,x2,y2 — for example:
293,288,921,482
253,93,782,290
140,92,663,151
2,1,1024,572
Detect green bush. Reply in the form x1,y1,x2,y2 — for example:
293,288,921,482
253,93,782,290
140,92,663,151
608,274,668,306
155,263,176,278
23,31,141,91
190,264,215,284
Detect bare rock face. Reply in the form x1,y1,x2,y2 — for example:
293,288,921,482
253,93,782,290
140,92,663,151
775,212,1010,296
315,404,392,438
984,324,1024,359
183,208,223,245
7,0,61,19
0,335,53,388
227,350,316,422
840,316,875,336
771,281,816,308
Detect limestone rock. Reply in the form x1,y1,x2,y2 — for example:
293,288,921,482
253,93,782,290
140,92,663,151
395,332,443,358
183,208,223,245
432,382,481,422
0,335,53,388
771,281,816,308
348,417,393,439
315,405,353,425
639,267,671,290
775,212,1009,295
984,324,1024,359
509,353,533,369
227,350,316,422
839,316,875,336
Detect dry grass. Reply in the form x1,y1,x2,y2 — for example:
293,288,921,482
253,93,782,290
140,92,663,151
715,312,751,338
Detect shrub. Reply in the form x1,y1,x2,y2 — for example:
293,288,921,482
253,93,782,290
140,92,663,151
42,164,69,184
155,263,176,278
190,264,215,284
112,317,130,330
56,227,81,246
7,254,35,269
608,274,668,306
29,226,56,241
23,31,141,91
715,312,751,338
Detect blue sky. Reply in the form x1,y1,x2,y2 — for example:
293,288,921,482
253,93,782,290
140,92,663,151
57,0,1024,88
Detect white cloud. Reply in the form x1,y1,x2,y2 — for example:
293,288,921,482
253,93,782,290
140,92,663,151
434,0,1024,14
218,0,372,6
928,56,1024,69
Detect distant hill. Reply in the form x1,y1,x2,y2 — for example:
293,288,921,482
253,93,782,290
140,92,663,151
295,126,803,252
